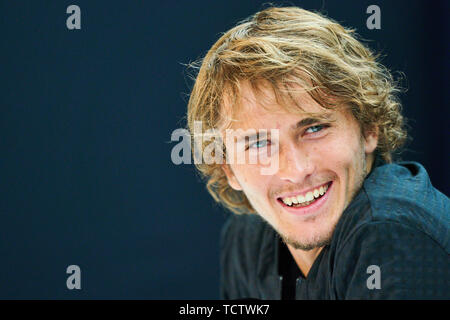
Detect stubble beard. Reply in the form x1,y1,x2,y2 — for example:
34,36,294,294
280,142,369,251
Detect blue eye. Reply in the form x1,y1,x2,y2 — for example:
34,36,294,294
249,140,268,149
305,124,325,134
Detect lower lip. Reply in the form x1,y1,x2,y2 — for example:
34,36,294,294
277,182,332,217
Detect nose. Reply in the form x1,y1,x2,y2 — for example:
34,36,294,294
276,141,314,184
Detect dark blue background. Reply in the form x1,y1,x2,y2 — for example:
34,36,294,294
0,0,448,299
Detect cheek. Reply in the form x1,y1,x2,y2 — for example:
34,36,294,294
305,135,362,187
313,135,357,168
233,164,271,196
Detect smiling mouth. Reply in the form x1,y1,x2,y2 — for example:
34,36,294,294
277,182,332,208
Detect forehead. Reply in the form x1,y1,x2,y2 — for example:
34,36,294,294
220,80,335,130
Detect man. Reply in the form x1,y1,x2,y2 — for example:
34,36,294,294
187,7,449,299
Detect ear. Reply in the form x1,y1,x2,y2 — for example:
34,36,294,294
221,164,243,191
364,126,379,154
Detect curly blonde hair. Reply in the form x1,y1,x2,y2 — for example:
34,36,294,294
186,6,407,214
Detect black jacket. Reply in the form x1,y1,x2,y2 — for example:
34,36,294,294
220,160,450,299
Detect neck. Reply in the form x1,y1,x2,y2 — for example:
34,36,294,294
366,152,375,176
286,244,324,278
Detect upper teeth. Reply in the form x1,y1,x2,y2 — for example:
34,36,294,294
281,184,329,206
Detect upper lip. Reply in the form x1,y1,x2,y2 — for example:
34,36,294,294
276,181,331,199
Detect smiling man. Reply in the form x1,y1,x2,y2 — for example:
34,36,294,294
187,7,449,299
220,80,377,277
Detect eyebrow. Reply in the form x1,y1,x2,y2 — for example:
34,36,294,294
234,132,267,144
290,113,335,131
233,113,336,143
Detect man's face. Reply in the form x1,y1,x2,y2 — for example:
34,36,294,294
222,81,378,251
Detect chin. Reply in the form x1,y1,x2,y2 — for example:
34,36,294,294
281,228,333,251
279,218,337,251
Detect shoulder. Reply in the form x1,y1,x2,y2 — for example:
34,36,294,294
330,161,450,298
220,213,274,270
219,213,276,299
362,161,449,252
334,221,450,299
221,214,268,249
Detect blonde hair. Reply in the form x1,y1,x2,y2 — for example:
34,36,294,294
186,6,407,214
